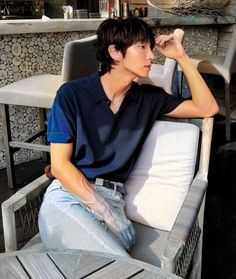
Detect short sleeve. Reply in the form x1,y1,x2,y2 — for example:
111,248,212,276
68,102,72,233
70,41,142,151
159,92,185,115
47,84,77,143
139,83,186,117
149,87,185,116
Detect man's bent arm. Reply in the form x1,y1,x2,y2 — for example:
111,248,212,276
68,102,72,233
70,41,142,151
155,30,219,118
168,52,219,118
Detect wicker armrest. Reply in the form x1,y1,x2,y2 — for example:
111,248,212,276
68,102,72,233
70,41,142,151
1,174,51,252
161,173,207,275
169,174,207,245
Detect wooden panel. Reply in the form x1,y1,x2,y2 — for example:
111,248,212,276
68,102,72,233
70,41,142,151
85,260,143,279
17,253,65,279
216,24,235,56
217,32,231,55
0,255,29,278
49,252,114,278
217,47,228,56
224,3,236,15
133,269,168,278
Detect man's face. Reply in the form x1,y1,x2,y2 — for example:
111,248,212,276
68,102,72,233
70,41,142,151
120,41,155,79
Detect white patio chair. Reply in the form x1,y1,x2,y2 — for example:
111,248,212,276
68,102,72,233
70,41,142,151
190,25,236,141
2,117,213,279
0,35,99,188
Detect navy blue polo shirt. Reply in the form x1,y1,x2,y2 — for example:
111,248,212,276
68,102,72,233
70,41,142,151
48,72,184,183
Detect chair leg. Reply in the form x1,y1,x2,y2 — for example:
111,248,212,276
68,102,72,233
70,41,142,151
0,104,16,188
224,80,231,142
194,195,206,279
190,236,202,279
39,108,49,162
177,68,183,97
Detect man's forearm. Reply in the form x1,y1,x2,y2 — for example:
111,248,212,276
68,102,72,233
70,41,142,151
51,159,94,199
177,52,219,115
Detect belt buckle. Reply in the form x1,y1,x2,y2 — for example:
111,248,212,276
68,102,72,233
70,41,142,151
95,178,105,187
95,178,126,195
95,178,115,194
95,178,123,188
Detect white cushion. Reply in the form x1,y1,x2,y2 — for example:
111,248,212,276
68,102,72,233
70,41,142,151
125,120,200,231
0,74,62,108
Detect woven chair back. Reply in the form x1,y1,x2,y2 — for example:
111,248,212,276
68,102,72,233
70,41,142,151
147,0,230,14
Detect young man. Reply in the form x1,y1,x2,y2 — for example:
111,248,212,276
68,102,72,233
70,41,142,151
39,17,218,256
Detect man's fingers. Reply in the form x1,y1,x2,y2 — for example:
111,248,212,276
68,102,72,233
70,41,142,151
155,34,174,48
173,28,184,41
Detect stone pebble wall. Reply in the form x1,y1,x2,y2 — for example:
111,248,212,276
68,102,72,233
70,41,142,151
0,26,217,169
217,0,236,56
154,26,218,63
224,0,236,17
0,30,95,168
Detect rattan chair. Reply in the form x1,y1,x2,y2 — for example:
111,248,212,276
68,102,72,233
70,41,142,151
2,117,213,279
0,35,99,188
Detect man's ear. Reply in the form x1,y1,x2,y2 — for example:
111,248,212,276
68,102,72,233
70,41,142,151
108,45,123,62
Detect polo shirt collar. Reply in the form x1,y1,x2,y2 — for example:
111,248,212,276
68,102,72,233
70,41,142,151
89,72,140,104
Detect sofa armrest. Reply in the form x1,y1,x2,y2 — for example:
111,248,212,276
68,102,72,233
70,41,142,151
161,174,207,273
1,174,51,252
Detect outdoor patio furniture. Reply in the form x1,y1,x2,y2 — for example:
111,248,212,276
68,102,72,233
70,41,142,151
0,35,99,188
0,249,181,278
1,117,214,279
190,25,236,141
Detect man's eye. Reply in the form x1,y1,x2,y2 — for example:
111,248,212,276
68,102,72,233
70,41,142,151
139,45,145,49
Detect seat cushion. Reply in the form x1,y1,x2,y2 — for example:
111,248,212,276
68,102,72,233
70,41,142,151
0,74,62,108
124,120,200,231
130,222,168,267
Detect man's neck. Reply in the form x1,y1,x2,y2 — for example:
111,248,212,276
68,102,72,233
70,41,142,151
100,70,134,114
100,70,133,102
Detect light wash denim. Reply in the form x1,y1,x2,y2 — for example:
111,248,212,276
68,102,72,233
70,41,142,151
38,179,132,257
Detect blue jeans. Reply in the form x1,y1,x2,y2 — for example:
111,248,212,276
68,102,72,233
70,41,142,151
38,179,131,257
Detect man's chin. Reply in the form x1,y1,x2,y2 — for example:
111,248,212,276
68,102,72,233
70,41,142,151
139,74,149,79
137,72,150,78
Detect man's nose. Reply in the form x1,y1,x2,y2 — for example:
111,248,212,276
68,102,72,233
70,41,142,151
147,49,155,61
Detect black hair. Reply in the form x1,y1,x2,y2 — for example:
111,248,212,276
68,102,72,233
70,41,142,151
96,17,155,74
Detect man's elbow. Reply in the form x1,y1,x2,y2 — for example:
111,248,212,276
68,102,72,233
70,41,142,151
50,165,57,178
50,163,62,179
204,101,219,117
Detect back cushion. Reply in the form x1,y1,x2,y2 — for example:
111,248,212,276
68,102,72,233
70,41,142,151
124,120,200,231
